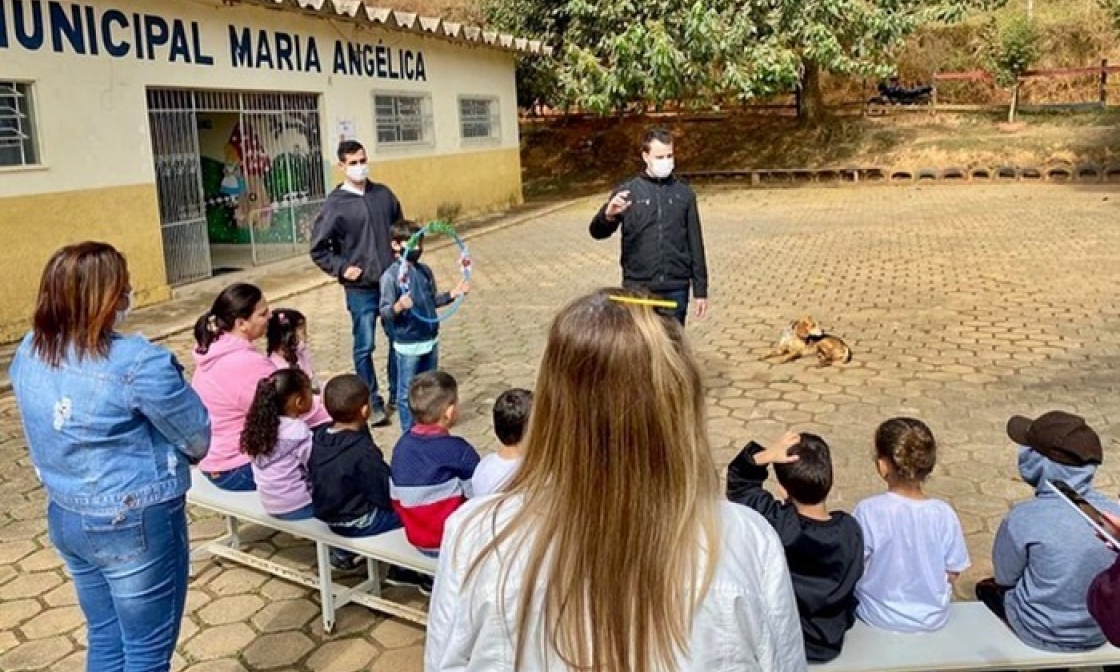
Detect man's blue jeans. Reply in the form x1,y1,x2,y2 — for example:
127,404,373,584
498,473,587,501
345,287,397,411
394,344,439,434
655,288,691,326
204,463,255,492
47,497,189,672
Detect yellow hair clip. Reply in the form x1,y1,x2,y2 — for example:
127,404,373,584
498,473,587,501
608,295,678,309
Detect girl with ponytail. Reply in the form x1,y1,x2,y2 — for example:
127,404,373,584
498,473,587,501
240,369,316,520
192,283,330,492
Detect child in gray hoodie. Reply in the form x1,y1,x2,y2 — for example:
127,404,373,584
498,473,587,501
976,410,1120,653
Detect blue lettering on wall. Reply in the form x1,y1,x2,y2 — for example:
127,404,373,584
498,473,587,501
14,0,44,51
255,29,273,68
228,25,248,67
100,8,126,56
192,20,211,64
275,31,292,70
375,44,387,78
49,2,84,54
0,0,9,49
142,14,167,60
0,2,428,78
83,4,96,54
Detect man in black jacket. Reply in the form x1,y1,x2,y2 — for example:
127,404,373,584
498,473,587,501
310,140,400,427
589,128,709,325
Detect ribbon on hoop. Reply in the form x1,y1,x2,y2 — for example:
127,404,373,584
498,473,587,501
396,220,472,324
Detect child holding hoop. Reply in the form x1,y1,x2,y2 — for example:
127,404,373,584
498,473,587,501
379,220,469,433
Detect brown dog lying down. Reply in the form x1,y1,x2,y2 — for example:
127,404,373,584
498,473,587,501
762,316,852,367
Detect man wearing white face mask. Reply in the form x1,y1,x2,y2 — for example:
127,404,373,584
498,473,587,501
589,128,709,325
310,140,403,427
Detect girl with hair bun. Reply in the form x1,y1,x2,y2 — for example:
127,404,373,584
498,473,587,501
853,417,971,633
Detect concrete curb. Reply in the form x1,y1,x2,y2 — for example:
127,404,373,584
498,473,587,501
0,198,585,395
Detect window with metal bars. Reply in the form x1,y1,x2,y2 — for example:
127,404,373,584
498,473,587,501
458,97,500,141
373,94,432,146
0,82,39,167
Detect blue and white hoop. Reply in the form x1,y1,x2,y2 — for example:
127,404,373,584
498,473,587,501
396,220,472,324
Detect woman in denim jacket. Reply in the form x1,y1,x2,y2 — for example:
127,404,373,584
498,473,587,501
10,242,211,672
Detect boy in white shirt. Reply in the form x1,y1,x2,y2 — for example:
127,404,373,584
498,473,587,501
473,388,532,497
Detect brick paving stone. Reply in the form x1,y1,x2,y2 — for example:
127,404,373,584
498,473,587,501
305,638,378,672
0,598,40,630
181,623,256,662
0,571,63,600
38,581,77,607
0,540,38,564
250,598,319,632
18,605,84,639
0,636,73,670
369,645,424,672
258,577,313,601
204,568,269,596
243,631,315,669
16,548,63,573
0,630,19,655
181,661,248,672
371,619,426,649
197,595,266,626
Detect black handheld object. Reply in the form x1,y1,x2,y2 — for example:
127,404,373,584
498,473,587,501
1047,479,1120,548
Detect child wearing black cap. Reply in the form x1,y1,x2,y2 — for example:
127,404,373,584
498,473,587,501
977,410,1120,652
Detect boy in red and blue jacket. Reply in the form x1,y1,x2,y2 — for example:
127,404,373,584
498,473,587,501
390,370,480,556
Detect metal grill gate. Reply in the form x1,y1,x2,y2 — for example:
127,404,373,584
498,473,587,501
146,89,326,286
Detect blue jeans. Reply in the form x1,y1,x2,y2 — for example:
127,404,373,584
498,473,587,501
272,502,315,521
204,463,255,492
345,287,397,410
655,288,690,326
394,344,439,434
329,509,403,565
48,497,189,672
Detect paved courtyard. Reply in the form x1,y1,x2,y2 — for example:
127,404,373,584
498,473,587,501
3,184,1120,670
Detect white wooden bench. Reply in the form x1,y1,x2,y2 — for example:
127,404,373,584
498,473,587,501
813,602,1120,672
186,470,436,633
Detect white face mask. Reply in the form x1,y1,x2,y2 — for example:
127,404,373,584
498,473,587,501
116,291,133,327
648,157,675,179
345,164,369,184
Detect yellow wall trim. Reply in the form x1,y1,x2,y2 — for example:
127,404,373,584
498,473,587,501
362,147,524,222
0,184,170,343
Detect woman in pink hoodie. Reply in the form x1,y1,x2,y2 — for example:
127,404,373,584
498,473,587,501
192,283,329,491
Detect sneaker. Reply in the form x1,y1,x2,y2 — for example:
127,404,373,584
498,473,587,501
329,551,363,572
369,407,391,428
385,566,433,595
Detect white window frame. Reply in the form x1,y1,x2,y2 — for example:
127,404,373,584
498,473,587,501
458,95,501,144
372,92,434,149
0,81,40,168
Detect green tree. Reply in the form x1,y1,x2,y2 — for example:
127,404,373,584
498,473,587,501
485,0,1004,120
983,14,1040,122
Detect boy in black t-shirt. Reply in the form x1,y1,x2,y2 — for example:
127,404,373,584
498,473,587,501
727,432,864,663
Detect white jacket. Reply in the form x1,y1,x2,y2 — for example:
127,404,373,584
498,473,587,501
425,497,807,672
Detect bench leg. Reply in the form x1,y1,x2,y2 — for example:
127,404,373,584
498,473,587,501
316,541,336,634
225,516,241,549
367,558,382,598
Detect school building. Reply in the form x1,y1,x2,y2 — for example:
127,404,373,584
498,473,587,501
0,0,547,341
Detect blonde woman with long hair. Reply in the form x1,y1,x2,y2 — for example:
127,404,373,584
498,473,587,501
426,289,805,672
